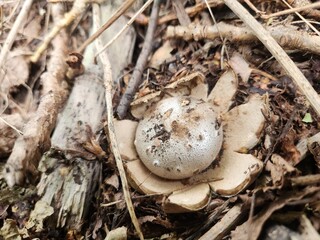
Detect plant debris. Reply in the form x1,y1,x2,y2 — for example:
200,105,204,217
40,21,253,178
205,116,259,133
1,0,320,239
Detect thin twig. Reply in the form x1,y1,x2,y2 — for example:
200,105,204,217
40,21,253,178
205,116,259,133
30,0,89,62
95,0,154,58
158,0,223,24
0,0,33,84
290,174,320,186
223,0,320,117
92,4,144,240
280,0,320,37
262,2,320,19
0,116,23,135
204,0,229,66
77,0,136,53
116,0,160,119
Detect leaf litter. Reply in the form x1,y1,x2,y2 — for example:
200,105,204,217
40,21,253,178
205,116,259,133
1,0,320,239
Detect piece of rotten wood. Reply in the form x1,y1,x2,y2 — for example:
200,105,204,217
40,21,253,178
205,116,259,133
172,0,191,26
32,0,138,231
223,0,320,117
34,66,105,230
77,0,136,53
299,214,320,240
199,204,243,240
3,4,69,187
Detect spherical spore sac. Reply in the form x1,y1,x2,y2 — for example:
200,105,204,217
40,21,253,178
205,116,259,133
134,96,223,180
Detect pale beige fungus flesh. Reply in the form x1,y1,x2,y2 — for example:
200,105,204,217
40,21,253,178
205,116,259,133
134,96,223,180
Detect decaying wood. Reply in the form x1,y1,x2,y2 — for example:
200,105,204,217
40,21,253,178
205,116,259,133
94,0,154,57
77,0,136,53
31,0,138,231
199,204,243,240
3,4,69,187
35,66,105,230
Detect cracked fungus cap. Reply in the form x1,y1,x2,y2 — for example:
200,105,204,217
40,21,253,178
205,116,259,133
134,96,223,180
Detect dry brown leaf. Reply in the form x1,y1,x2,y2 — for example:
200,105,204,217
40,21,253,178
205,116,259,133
231,186,320,240
149,40,173,69
229,52,252,83
105,174,120,190
1,49,30,94
21,13,42,44
265,154,297,187
0,113,25,157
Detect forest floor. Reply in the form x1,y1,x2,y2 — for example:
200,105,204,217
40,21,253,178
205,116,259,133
1,0,320,239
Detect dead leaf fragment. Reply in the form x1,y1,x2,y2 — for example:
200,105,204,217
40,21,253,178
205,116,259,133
26,200,54,232
229,52,252,83
105,226,127,240
149,40,173,69
231,187,320,240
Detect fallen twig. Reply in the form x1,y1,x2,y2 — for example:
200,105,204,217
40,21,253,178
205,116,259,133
166,22,320,55
262,2,320,19
290,174,320,186
116,0,160,119
132,0,224,25
3,3,69,187
199,203,243,240
292,0,320,20
280,0,320,37
0,0,33,84
92,3,144,240
30,0,89,62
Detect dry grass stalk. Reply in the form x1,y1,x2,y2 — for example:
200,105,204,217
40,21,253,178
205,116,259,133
0,0,33,84
92,3,144,240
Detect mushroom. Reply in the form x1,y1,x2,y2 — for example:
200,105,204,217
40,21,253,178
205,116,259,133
134,96,223,180
115,67,266,213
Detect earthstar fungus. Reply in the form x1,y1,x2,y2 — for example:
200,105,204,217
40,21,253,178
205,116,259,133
115,69,266,213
